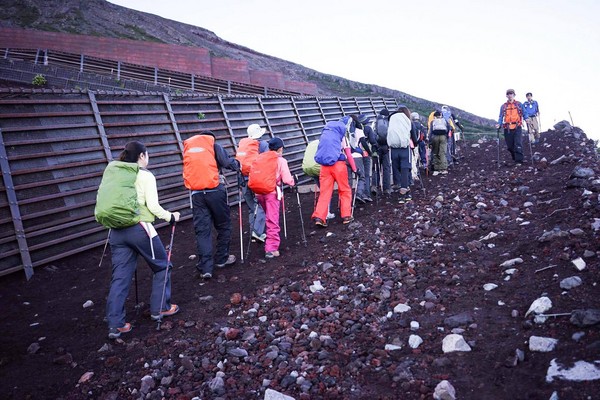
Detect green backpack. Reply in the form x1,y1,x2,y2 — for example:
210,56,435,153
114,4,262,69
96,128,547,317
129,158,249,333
302,140,321,177
95,161,141,228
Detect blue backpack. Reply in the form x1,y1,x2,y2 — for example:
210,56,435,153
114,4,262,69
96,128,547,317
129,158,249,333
314,121,346,166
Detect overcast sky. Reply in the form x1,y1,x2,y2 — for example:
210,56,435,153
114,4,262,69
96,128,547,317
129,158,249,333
108,0,600,140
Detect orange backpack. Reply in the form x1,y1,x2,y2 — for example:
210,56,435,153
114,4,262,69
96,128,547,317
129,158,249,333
236,138,260,176
248,151,279,195
183,135,220,190
503,101,523,129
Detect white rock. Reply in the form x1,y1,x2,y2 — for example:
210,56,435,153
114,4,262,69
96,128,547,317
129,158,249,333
504,268,517,275
582,189,593,196
393,303,411,313
525,296,552,317
453,196,460,202
572,257,586,271
433,380,456,400
188,254,197,260
442,334,472,353
546,358,600,382
592,218,600,231
483,283,498,291
410,321,420,331
498,300,505,306
480,232,498,241
385,344,402,351
409,334,423,349
476,202,487,209
529,336,558,352
82,300,94,308
523,202,534,208
500,258,523,268
549,391,559,400
78,371,94,384
325,232,334,237
560,276,582,290
258,316,267,322
309,281,324,293
379,257,386,265
264,388,296,400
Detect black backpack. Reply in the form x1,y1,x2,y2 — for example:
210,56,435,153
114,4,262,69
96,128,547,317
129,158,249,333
375,114,389,145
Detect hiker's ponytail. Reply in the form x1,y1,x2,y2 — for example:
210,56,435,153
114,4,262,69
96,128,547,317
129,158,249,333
119,141,147,163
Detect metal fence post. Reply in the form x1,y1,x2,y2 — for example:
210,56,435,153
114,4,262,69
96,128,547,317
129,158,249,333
257,97,275,139
163,93,185,156
0,128,34,280
88,91,113,162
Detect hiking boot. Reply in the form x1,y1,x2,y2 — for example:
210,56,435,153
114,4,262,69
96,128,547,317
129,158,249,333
326,212,336,220
265,250,280,259
252,231,266,242
398,194,406,204
405,194,413,202
216,255,236,268
342,216,354,224
108,322,132,339
151,304,179,321
314,218,328,227
201,272,212,280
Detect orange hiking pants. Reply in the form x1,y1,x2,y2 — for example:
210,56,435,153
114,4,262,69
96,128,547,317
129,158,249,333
312,161,352,221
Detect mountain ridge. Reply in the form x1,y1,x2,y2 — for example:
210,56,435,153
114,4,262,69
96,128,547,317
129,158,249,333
1,0,495,128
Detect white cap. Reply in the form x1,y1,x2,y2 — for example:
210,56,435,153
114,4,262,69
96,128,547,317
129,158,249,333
247,124,266,139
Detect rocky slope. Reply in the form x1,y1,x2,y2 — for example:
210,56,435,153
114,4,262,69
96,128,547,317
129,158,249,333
1,122,598,400
1,0,494,129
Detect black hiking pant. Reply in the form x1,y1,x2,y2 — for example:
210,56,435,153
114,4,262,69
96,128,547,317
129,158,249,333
504,126,524,163
192,184,232,274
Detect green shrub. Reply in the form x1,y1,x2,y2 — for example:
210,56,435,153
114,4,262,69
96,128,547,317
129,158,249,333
32,74,47,86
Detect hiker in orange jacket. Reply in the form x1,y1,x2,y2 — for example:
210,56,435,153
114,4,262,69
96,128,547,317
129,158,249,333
252,137,295,259
496,88,525,164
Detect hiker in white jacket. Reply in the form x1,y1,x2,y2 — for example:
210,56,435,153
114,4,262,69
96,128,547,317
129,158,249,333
387,106,418,203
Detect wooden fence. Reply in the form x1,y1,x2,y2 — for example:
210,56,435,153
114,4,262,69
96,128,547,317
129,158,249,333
0,89,399,279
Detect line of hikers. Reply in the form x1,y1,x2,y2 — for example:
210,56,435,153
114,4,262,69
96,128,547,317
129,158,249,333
95,92,540,339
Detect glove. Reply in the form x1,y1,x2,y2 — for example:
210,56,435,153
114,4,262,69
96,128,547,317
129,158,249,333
170,212,180,225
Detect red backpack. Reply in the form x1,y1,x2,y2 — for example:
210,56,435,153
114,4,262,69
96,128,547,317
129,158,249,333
248,151,279,194
236,138,260,176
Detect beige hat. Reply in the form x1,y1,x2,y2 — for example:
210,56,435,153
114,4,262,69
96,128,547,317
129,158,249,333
247,124,266,139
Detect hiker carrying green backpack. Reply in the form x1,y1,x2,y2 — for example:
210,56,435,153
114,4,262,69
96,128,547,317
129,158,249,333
95,141,180,339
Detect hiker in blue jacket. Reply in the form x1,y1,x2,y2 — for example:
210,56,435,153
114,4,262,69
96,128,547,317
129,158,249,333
522,92,541,143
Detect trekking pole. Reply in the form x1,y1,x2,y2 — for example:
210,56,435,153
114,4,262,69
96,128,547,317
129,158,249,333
416,152,425,194
98,229,111,267
281,183,287,240
294,175,308,247
245,203,258,260
157,222,176,331
351,172,359,218
527,129,535,166
134,269,140,309
237,173,244,264
496,127,501,168
374,154,380,206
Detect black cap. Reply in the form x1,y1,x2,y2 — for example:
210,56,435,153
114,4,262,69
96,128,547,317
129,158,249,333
268,137,284,150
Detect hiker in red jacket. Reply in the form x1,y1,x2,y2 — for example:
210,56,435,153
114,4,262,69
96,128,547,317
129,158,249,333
251,137,295,259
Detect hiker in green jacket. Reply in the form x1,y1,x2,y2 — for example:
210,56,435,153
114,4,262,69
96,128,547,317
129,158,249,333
104,141,180,339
